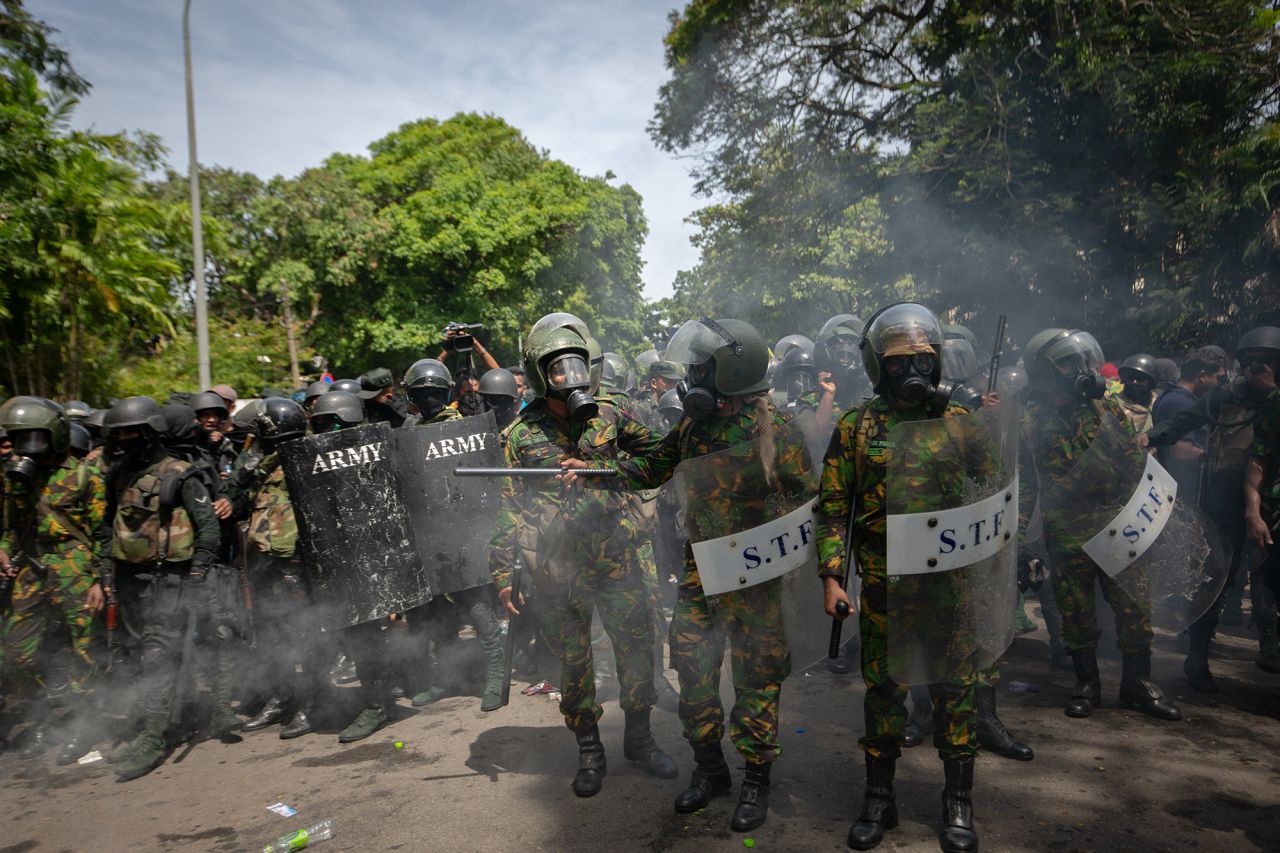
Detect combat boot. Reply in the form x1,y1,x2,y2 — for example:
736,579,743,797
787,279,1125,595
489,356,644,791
330,654,358,685
211,709,243,744
848,751,899,849
115,718,167,783
730,761,772,832
279,707,312,740
1065,649,1102,718
975,686,1033,761
242,696,286,731
674,741,734,813
938,756,978,853
17,719,51,759
1119,649,1181,721
622,709,678,779
55,717,99,766
1183,627,1217,693
1257,614,1280,674
571,725,607,798
903,685,932,747
479,629,506,713
106,738,138,764
338,703,388,743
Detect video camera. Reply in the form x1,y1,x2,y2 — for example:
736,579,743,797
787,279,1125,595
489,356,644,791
442,322,484,353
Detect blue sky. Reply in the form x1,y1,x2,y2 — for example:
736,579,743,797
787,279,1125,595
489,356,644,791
33,0,701,300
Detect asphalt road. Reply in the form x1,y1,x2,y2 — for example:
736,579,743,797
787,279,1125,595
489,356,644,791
3,602,1278,853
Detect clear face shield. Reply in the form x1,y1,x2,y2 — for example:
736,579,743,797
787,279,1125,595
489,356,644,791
1043,331,1107,399
543,352,597,421
865,303,946,407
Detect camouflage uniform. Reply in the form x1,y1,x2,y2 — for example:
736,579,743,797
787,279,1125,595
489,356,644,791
610,395,805,765
816,398,982,760
1113,394,1153,436
1250,389,1280,602
1019,395,1152,653
0,456,106,693
489,396,661,732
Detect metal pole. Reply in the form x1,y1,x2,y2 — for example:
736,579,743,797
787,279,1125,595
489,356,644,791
184,0,211,390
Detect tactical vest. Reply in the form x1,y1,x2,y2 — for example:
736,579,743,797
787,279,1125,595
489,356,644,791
248,457,297,557
1208,391,1259,475
111,456,197,563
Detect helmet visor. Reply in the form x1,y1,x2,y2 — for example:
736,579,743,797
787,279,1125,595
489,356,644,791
940,339,978,382
11,429,51,456
665,318,738,367
1043,331,1104,377
545,354,592,390
865,303,943,357
817,315,862,343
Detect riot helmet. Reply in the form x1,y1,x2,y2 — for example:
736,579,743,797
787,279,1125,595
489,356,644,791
996,362,1028,397
1119,354,1158,405
190,389,230,422
779,345,819,402
304,380,331,409
941,324,978,351
774,333,815,363
478,368,520,426
83,407,108,441
231,399,265,433
64,400,92,422
940,336,979,383
402,358,453,421
667,318,770,421
1024,329,1107,400
103,396,168,467
160,404,199,451
601,353,631,393
330,378,363,396
524,326,598,422
635,348,661,378
860,303,951,411
255,397,308,450
309,390,364,433
815,314,863,377
0,395,70,461
529,312,605,391
1236,325,1280,381
68,422,92,458
658,388,685,429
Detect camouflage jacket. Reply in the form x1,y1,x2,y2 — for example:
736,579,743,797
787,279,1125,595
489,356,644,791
627,392,669,433
0,455,105,581
1113,395,1153,435
221,442,266,515
488,397,662,589
101,449,220,569
1018,393,1132,533
401,407,462,428
1250,388,1280,513
246,453,297,558
816,397,979,584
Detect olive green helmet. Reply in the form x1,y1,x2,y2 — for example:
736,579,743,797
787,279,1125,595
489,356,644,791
523,325,598,399
665,318,771,396
0,395,70,455
529,312,604,390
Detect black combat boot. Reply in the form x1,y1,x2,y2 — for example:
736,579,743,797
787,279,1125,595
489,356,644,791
1119,649,1181,721
730,761,772,832
938,756,978,853
1065,649,1101,718
279,707,313,740
242,696,286,731
572,725,607,798
622,709,678,779
18,718,51,759
330,654,359,685
848,751,899,850
674,741,734,813
975,686,1033,761
55,704,100,767
478,622,506,713
903,685,932,747
1183,622,1217,694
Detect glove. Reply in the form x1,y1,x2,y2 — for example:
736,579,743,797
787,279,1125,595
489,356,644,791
1017,546,1047,592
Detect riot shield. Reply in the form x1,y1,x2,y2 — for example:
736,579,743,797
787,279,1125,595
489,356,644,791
885,405,1019,685
660,421,829,666
392,412,502,596
280,422,428,628
1042,413,1226,634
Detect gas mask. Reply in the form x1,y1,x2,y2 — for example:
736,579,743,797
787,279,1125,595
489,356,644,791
828,336,859,375
4,454,38,484
408,387,450,420
785,371,816,402
544,353,598,422
677,360,720,421
1054,357,1107,400
883,351,938,405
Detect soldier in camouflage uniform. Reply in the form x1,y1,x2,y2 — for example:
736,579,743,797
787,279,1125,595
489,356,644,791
564,317,807,832
1114,354,1159,436
1019,329,1180,722
234,398,327,739
98,396,221,781
490,316,677,798
0,397,106,764
394,359,507,714
793,314,869,442
1244,347,1280,624
630,357,685,432
818,303,989,853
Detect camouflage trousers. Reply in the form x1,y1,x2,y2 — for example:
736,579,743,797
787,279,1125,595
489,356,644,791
671,558,790,765
1,556,98,692
539,539,656,733
859,578,977,760
1047,540,1153,654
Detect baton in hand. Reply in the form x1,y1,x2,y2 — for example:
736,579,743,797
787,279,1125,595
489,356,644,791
987,314,1008,394
454,467,618,478
828,509,857,659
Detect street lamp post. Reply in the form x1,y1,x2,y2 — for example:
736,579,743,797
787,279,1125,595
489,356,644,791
184,0,211,390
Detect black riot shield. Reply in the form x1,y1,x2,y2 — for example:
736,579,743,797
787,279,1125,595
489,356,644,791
391,412,502,596
280,422,428,628
885,404,1020,685
1042,413,1227,634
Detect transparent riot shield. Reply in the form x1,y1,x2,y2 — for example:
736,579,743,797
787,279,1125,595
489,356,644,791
885,404,1019,685
1042,413,1227,634
659,421,829,666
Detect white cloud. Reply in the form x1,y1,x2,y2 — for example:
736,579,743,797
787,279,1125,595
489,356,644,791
33,0,701,299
